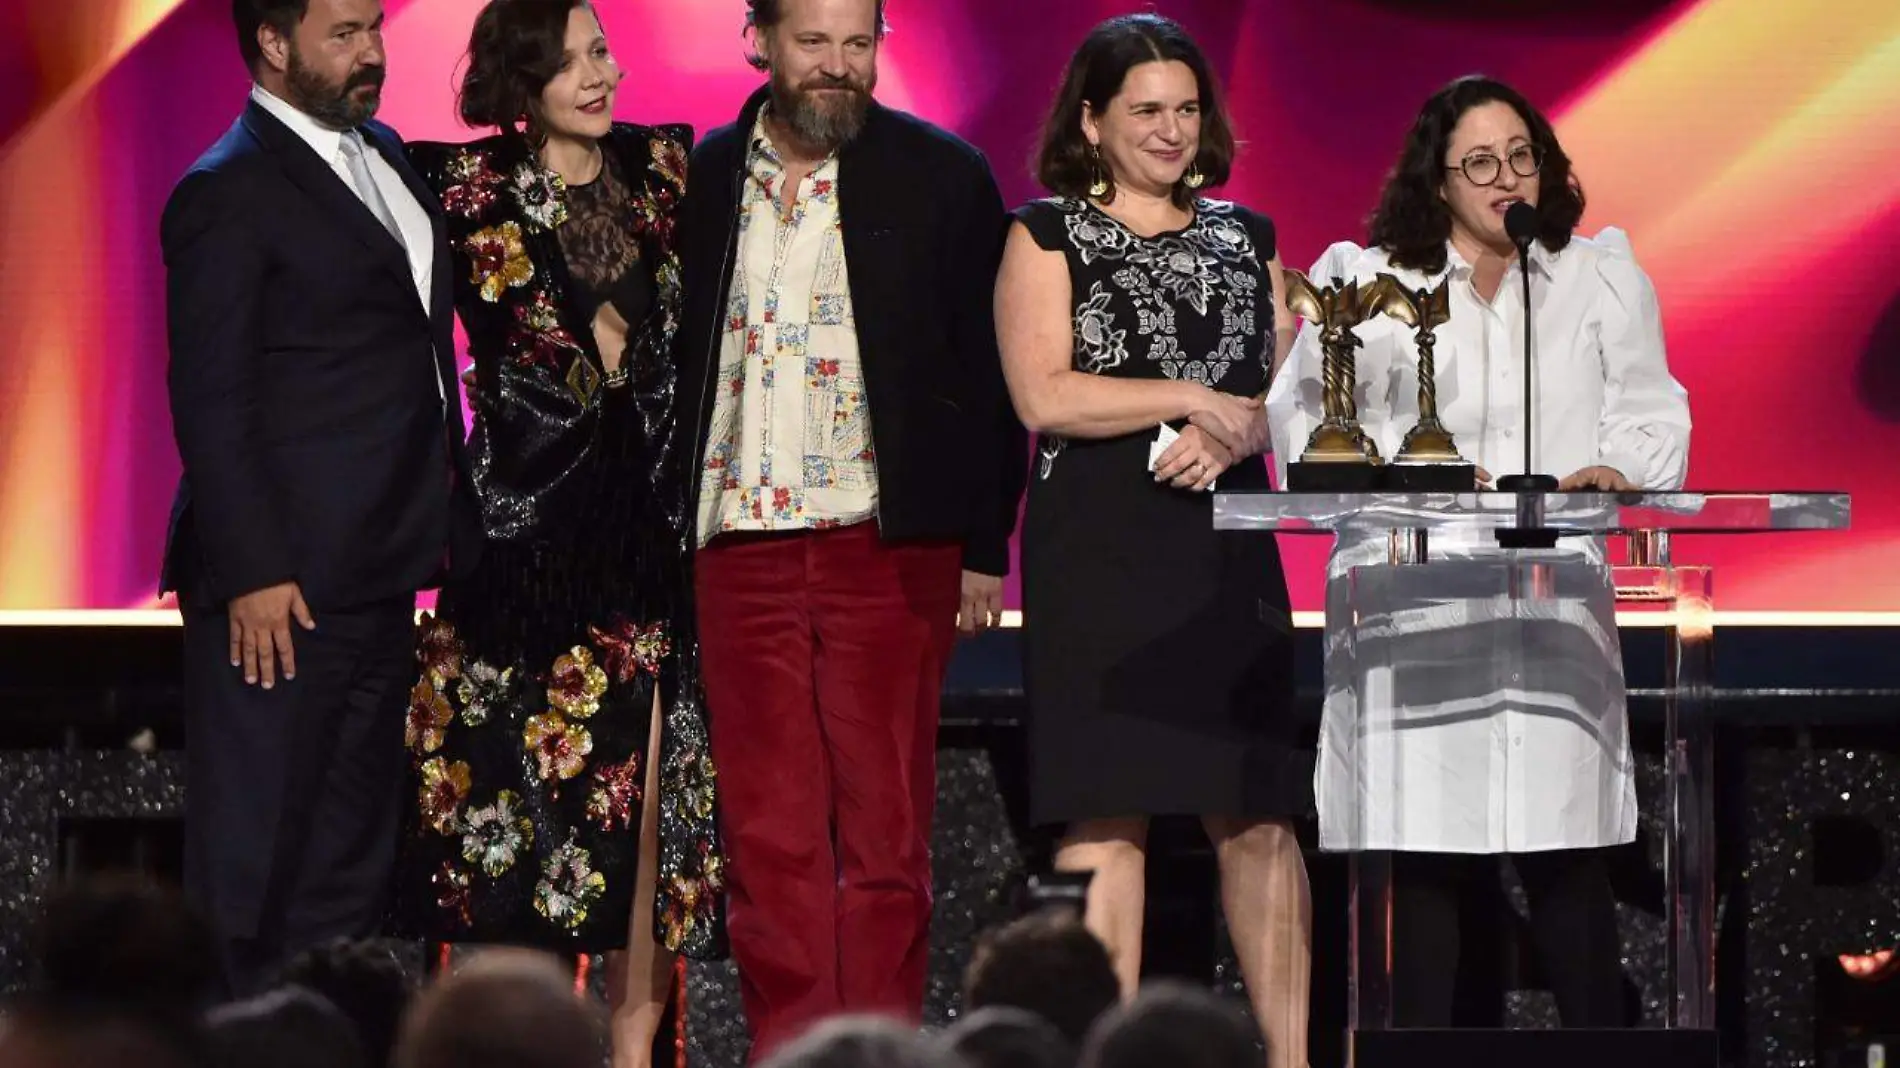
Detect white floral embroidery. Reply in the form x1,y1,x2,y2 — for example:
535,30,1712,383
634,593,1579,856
1064,211,1135,263
1035,198,1269,478
1074,282,1129,374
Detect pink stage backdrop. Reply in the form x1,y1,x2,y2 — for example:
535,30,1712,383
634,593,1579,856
3,0,1899,612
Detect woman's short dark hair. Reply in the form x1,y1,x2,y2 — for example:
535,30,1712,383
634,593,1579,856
1368,74,1586,274
232,0,308,72
1034,14,1236,209
458,0,591,133
743,0,890,73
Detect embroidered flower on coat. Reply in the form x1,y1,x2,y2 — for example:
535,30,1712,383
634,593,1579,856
441,150,503,219
666,742,717,823
511,162,569,231
407,679,454,754
650,136,687,194
584,756,643,832
638,198,677,250
588,620,671,684
461,789,533,877
433,861,473,925
418,757,473,835
547,647,609,719
416,614,464,687
455,661,515,727
465,222,534,303
524,712,593,781
535,835,607,930
509,289,582,370
659,842,724,947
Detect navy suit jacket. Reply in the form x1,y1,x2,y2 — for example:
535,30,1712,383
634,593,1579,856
160,99,480,610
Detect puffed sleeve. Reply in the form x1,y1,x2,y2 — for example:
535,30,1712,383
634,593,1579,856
1264,241,1408,485
1588,228,1690,490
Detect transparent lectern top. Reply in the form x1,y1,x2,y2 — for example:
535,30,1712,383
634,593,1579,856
1212,490,1849,535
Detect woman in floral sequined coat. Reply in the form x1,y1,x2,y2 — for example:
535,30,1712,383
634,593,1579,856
387,2,724,1065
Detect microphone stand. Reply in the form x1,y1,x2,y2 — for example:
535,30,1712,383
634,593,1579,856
1494,229,1559,548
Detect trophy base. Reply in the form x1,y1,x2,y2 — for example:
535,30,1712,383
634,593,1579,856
1385,462,1474,491
1287,461,1384,492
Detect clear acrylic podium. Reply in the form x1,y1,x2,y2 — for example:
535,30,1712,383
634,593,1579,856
1212,490,1850,1059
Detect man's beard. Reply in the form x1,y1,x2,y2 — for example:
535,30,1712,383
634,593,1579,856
769,69,875,151
285,46,385,129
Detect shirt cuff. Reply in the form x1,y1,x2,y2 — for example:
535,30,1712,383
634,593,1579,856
1596,450,1647,489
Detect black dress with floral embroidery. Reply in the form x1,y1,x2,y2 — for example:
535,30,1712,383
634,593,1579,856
1015,197,1302,828
390,124,725,958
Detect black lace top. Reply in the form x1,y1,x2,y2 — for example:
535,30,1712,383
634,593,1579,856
558,151,652,339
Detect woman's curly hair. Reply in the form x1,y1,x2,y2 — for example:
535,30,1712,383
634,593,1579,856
1368,75,1585,274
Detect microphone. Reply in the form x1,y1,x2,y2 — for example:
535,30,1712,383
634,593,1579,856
1494,201,1559,547
1495,202,1555,494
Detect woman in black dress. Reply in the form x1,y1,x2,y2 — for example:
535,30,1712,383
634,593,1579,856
389,3,723,1066
995,15,1310,1065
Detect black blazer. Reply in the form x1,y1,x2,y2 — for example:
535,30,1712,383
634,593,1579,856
674,87,1027,576
160,99,480,611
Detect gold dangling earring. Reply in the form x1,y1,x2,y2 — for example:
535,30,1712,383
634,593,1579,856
1183,161,1205,190
1087,144,1111,200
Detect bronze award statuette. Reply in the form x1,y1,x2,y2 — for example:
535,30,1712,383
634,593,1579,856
1283,269,1383,491
1364,274,1475,491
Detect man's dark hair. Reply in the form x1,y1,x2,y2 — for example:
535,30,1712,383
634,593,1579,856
282,938,415,1068
1079,982,1262,1068
962,908,1120,1046
233,0,310,72
743,0,890,73
745,0,888,32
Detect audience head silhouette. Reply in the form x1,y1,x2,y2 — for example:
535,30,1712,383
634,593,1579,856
204,985,368,1068
757,1015,953,1068
1079,981,1262,1068
963,908,1120,1046
393,949,604,1068
282,938,415,1068
936,1005,1072,1068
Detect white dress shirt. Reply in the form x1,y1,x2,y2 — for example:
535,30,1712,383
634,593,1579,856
1264,230,1691,853
249,84,433,311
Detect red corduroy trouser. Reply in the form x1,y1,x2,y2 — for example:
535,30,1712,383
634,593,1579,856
695,521,962,1061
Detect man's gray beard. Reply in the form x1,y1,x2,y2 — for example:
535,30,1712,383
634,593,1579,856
286,49,381,129
772,80,871,152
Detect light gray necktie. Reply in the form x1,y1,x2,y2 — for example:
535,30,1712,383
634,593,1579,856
340,130,405,247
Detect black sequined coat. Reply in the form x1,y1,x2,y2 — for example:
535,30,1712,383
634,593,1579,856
388,124,725,958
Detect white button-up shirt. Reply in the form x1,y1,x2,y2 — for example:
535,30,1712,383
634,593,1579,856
1265,230,1691,853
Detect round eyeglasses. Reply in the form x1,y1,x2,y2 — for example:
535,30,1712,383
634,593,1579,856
1446,143,1544,187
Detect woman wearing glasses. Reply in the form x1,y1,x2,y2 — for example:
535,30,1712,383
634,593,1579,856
1265,76,1690,1027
